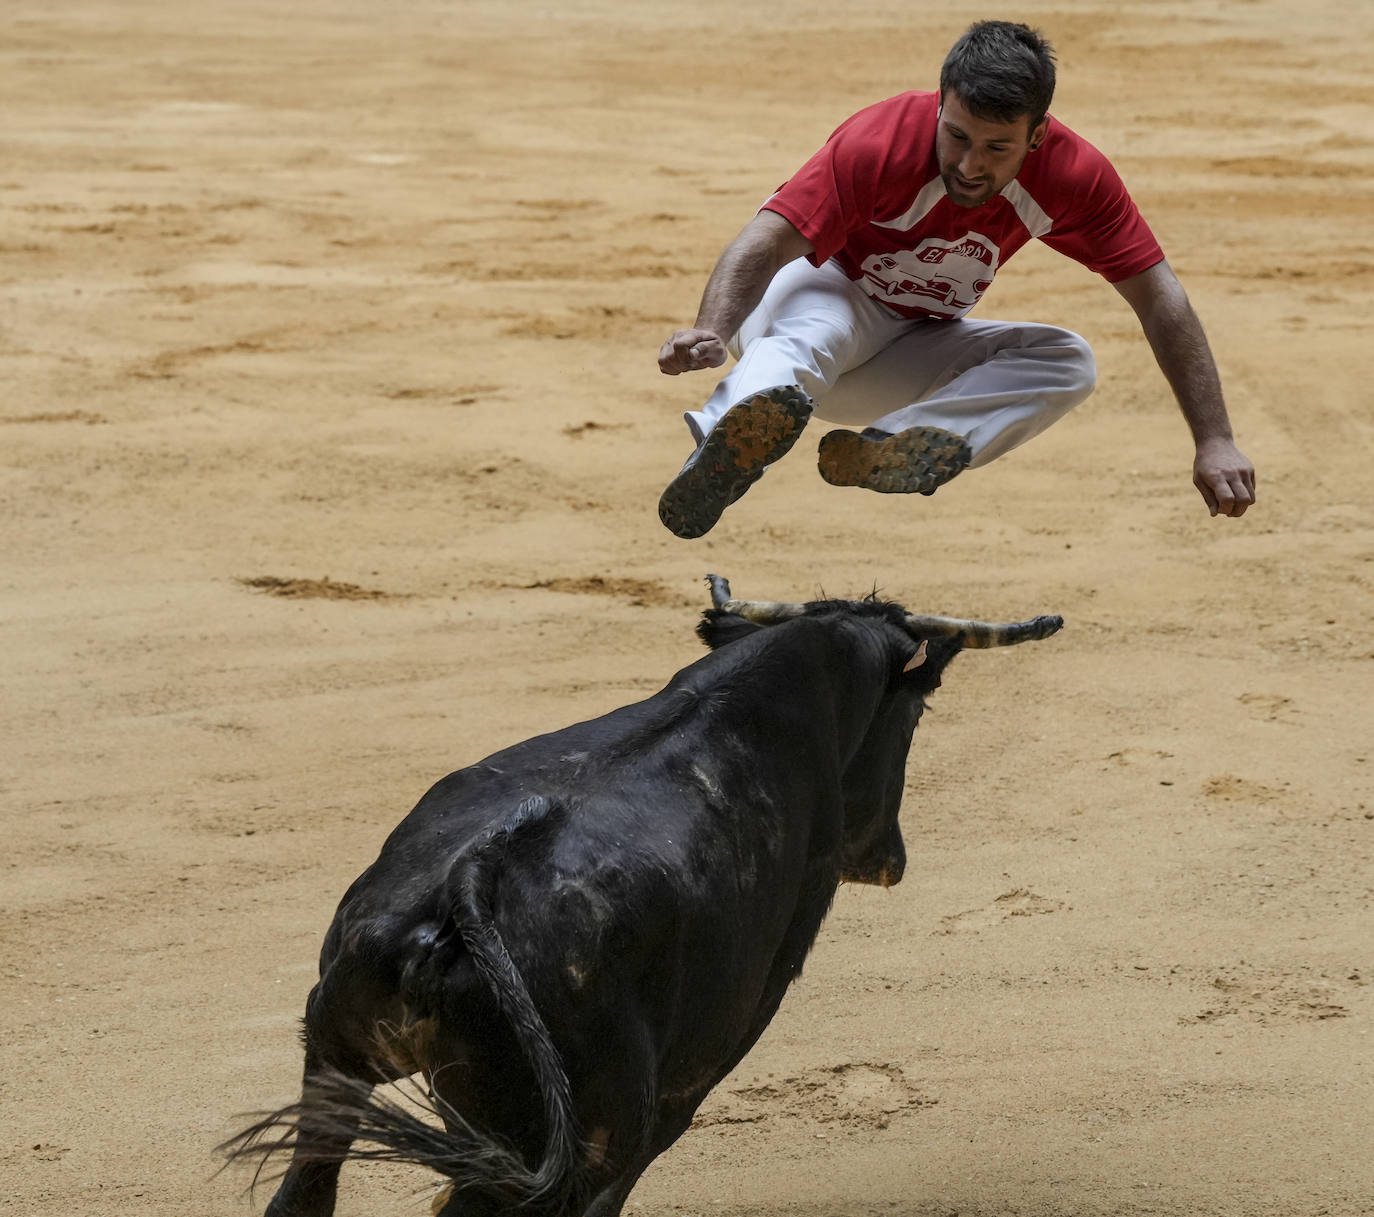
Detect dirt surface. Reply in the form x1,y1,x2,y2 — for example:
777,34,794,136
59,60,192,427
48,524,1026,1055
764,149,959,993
3,2,1372,1214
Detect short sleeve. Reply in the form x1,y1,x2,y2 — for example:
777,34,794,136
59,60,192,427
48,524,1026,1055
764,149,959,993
1038,142,1164,282
761,106,899,267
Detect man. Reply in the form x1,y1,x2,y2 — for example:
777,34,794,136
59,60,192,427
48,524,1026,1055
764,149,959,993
656,20,1256,539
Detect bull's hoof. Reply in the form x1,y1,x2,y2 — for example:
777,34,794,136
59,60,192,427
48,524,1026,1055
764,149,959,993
658,385,813,539
816,425,971,496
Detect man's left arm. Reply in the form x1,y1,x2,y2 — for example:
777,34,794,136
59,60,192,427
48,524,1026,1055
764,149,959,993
1113,259,1256,518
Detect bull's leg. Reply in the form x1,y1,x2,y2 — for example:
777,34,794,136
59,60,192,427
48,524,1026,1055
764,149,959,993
264,1155,347,1217
574,1093,704,1217
261,1046,368,1217
430,1159,648,1217
581,1169,647,1217
433,1188,505,1217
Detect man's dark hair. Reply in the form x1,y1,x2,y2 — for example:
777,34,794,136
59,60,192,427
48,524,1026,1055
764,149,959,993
939,21,1057,133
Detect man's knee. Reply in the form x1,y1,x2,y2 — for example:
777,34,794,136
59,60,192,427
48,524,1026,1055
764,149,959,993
1034,326,1097,397
1062,329,1097,395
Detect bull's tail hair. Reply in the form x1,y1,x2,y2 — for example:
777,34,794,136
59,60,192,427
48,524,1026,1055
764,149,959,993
218,1070,547,1205
218,795,583,1214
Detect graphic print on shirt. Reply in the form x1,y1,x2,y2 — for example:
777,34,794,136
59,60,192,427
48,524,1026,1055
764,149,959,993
857,232,999,317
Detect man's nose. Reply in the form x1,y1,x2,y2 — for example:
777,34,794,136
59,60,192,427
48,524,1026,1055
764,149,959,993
959,148,986,178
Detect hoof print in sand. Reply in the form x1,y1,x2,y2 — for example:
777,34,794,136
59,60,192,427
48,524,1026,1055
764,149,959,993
1181,966,1353,1026
694,1061,934,1132
937,887,1066,934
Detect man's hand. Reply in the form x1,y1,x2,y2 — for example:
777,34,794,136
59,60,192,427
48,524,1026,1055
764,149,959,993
657,211,814,377
659,329,727,375
1193,435,1256,517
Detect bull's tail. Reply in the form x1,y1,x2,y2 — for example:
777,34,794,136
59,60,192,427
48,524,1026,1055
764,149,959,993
443,794,583,1204
220,796,583,1213
220,1069,563,1207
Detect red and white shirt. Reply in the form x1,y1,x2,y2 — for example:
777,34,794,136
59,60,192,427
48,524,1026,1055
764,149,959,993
764,90,1164,320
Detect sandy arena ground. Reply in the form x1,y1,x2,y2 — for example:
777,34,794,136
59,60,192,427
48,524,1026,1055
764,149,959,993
3,2,1372,1214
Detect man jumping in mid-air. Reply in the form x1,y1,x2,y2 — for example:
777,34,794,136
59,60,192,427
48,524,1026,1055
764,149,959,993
656,19,1256,539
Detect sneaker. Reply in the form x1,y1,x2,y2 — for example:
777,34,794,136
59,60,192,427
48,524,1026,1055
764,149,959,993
816,425,971,496
658,385,813,538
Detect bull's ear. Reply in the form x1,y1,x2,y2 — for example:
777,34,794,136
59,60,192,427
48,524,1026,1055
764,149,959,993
899,635,962,690
902,640,928,672
697,610,764,651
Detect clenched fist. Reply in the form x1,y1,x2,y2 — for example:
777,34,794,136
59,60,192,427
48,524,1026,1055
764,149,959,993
659,329,727,375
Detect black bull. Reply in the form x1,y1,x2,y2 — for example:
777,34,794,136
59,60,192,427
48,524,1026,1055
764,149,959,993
223,576,1062,1216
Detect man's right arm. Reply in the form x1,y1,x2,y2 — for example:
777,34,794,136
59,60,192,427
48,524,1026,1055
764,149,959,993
658,210,814,375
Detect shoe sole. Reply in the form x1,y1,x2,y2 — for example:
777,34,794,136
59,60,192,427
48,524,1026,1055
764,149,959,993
817,426,971,495
658,385,813,538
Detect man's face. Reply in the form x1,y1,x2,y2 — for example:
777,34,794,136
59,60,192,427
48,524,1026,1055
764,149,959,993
936,91,1048,208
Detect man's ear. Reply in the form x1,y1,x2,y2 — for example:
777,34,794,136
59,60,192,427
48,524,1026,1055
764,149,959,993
1028,116,1049,150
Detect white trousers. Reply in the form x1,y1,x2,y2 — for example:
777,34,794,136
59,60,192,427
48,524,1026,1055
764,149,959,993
685,257,1097,468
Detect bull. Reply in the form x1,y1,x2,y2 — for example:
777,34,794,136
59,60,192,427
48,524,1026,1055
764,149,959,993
222,574,1062,1216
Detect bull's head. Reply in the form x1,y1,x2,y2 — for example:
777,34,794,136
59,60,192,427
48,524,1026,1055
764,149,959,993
697,574,1062,888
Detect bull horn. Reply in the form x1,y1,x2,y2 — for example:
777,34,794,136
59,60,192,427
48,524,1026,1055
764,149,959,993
901,612,1063,648
704,573,806,624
